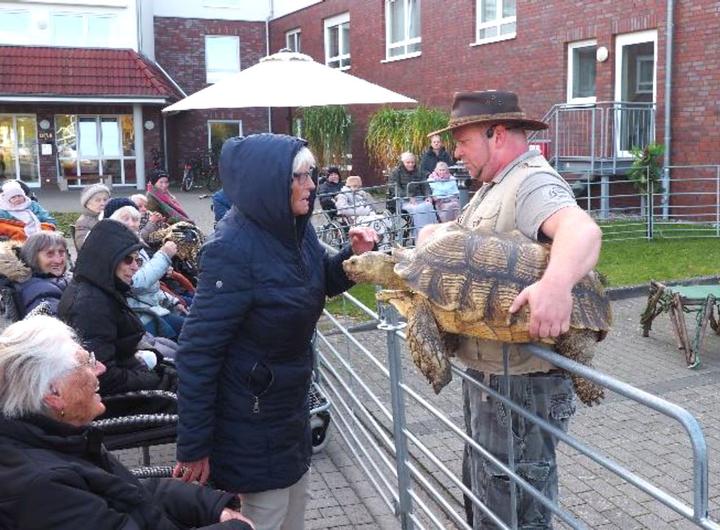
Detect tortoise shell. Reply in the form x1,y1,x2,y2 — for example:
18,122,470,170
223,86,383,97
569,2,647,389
393,224,612,338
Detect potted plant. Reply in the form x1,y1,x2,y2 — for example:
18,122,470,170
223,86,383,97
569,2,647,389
627,143,664,220
293,106,352,170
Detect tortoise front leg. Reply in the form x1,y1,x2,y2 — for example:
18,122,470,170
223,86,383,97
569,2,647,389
406,299,452,394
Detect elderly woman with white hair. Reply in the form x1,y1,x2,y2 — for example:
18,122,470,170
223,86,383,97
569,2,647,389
0,315,254,529
110,205,185,340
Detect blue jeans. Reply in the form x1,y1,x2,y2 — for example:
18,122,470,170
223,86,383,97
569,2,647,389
462,369,576,529
144,313,185,340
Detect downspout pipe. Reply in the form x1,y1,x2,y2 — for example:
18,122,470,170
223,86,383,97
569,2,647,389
662,0,674,218
266,0,274,132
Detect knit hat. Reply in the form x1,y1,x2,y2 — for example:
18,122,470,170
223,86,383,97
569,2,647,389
149,170,169,186
80,183,110,208
1,180,26,200
103,197,135,220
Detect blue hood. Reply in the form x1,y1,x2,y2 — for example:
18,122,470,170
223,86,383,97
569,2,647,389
220,133,313,246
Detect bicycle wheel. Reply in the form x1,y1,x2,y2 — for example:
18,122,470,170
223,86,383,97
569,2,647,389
181,167,194,192
205,171,221,192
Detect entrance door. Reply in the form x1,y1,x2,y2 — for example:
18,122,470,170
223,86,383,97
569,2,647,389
614,30,657,157
0,114,40,186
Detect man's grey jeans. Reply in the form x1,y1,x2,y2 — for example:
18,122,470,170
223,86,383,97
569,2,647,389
462,369,576,529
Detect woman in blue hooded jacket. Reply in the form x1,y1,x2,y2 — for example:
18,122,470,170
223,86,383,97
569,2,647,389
174,134,376,530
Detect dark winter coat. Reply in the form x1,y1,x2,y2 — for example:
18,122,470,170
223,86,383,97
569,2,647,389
58,220,175,396
419,146,454,178
176,134,354,493
212,189,232,224
0,414,250,530
16,272,70,317
317,179,343,214
387,162,428,212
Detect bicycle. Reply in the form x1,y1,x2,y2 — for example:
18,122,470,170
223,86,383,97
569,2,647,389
181,149,221,192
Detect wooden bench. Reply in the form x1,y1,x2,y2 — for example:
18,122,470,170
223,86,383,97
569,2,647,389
58,174,112,191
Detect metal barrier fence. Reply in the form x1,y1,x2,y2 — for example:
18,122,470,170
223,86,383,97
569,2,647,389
314,293,720,529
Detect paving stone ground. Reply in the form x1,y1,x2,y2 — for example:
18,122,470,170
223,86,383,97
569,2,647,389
30,188,720,528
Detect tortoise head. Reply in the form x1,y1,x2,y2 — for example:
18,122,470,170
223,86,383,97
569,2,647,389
342,251,398,287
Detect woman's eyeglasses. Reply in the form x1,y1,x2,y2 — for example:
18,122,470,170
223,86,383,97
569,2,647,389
292,170,314,184
79,351,97,369
122,254,144,266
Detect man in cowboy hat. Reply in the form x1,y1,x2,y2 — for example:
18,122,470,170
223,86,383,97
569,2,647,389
423,90,602,528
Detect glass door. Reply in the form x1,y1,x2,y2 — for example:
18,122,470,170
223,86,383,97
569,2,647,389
614,30,657,157
0,114,40,186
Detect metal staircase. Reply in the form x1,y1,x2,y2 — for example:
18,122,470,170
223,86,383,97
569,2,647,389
529,101,656,199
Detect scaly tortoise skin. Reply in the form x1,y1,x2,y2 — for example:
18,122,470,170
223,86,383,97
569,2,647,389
146,221,204,271
342,223,612,405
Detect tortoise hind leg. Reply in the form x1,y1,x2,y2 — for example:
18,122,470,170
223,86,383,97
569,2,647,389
406,298,452,394
555,331,605,406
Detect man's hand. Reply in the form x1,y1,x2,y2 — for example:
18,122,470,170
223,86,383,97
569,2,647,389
509,278,572,339
173,456,210,484
348,226,378,255
220,507,256,529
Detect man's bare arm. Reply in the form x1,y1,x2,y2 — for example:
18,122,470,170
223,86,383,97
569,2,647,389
509,206,601,338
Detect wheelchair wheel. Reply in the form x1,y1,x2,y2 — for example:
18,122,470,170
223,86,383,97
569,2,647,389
310,410,331,454
316,221,346,249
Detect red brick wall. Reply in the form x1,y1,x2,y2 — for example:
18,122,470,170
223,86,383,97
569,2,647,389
154,17,270,178
268,0,718,190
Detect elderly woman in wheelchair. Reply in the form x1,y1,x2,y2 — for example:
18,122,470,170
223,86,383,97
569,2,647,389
332,175,394,250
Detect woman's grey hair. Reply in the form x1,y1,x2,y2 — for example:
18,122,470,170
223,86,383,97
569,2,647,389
130,194,147,206
109,205,141,223
400,151,416,162
20,231,68,273
0,316,79,418
434,161,449,171
292,146,316,175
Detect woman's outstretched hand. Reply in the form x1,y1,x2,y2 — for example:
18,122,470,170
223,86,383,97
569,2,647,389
348,226,378,255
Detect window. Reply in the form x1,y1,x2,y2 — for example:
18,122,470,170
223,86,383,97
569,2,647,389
205,36,240,83
385,0,421,60
0,10,31,44
324,13,350,71
636,55,654,94
0,114,39,185
51,13,118,48
567,40,597,103
208,121,242,154
286,28,301,53
55,114,136,186
475,0,516,45
203,0,242,7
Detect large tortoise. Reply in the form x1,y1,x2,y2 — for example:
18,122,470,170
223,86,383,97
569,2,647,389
342,223,612,405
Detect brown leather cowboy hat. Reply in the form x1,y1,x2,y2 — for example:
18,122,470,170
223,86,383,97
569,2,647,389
428,90,548,137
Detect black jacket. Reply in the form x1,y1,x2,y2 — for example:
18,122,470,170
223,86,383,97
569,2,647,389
0,414,250,530
58,220,174,396
176,134,354,493
387,162,427,212
420,146,454,178
317,179,343,213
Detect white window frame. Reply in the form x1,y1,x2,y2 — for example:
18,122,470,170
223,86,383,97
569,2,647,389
384,0,422,62
0,10,31,45
207,120,243,150
614,30,657,104
636,55,654,94
203,0,242,7
566,39,597,104
324,13,350,71
0,113,40,187
473,0,516,46
51,12,118,48
285,28,301,52
54,114,136,186
205,35,241,84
